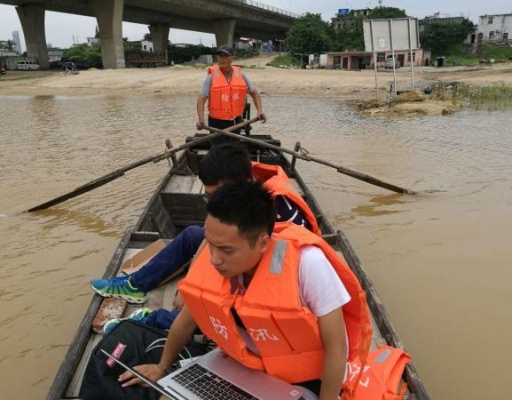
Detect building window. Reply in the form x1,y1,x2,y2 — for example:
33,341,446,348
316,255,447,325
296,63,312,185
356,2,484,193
407,52,416,62
377,53,385,62
488,16,493,24
489,31,495,39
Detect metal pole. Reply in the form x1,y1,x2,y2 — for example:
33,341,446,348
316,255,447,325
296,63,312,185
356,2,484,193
408,18,416,91
388,19,397,97
370,20,379,99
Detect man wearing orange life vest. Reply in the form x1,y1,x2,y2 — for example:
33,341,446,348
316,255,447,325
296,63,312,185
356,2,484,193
120,180,372,399
196,44,267,134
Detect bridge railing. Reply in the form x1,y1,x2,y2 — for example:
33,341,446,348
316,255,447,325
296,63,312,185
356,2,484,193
226,0,300,18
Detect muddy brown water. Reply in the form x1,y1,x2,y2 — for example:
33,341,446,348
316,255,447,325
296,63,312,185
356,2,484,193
0,94,510,399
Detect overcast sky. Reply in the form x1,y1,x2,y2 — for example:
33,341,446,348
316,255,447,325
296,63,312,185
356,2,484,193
1,0,511,51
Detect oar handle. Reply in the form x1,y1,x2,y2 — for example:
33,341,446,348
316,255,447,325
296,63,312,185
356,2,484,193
204,126,416,195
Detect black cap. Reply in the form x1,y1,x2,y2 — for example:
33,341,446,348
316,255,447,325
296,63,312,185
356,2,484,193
216,45,234,56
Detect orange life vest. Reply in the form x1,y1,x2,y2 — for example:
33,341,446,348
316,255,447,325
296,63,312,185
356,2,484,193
252,162,321,236
346,345,411,400
179,223,372,390
208,65,248,120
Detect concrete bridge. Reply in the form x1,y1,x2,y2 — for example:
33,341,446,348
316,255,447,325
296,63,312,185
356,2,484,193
1,0,298,69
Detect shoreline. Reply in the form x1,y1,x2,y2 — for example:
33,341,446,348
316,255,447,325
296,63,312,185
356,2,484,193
1,62,511,108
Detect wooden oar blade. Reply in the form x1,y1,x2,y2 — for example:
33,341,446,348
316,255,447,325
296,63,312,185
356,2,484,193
336,167,416,195
27,172,123,212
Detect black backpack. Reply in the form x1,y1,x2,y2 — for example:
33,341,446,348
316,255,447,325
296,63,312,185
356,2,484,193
80,319,209,400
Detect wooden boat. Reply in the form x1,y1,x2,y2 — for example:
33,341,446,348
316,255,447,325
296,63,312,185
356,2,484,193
46,131,429,400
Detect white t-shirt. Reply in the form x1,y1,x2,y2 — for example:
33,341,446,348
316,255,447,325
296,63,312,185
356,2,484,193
298,245,351,316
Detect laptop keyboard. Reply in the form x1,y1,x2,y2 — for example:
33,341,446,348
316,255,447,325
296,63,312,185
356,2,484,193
170,363,259,399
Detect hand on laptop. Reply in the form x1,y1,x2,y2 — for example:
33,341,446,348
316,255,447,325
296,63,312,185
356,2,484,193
119,364,165,388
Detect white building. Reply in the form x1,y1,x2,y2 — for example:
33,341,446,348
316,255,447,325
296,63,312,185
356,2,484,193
141,40,154,52
87,37,101,47
477,14,512,42
12,30,22,54
48,47,64,64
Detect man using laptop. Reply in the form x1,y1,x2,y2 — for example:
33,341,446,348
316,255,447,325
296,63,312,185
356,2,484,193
119,181,371,400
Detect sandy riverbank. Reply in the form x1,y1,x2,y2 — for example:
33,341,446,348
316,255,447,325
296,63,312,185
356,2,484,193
1,56,511,111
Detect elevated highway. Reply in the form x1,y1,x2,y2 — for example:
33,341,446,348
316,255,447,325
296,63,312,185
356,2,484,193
1,0,298,68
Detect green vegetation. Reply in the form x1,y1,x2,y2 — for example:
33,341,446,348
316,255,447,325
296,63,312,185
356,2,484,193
482,43,512,60
331,16,364,51
420,19,475,57
168,44,214,64
431,82,512,111
62,45,102,68
332,7,407,51
285,13,333,54
368,7,407,19
454,83,512,110
445,56,481,66
445,43,512,66
235,48,260,60
266,53,301,68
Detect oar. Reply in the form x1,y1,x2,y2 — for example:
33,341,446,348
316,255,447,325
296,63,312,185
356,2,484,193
26,117,260,212
203,125,416,195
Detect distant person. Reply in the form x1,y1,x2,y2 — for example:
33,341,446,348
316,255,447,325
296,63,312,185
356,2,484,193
119,180,371,399
196,44,267,136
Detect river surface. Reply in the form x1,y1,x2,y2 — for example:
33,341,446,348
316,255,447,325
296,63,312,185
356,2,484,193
0,93,510,399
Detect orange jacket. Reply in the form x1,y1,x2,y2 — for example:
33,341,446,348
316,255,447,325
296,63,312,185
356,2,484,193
208,65,248,120
252,162,321,236
346,345,411,400
179,223,372,388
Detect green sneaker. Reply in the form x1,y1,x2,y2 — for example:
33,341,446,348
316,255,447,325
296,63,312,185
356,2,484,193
90,276,147,304
102,308,153,335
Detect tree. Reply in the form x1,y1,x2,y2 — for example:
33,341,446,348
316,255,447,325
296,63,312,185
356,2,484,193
331,7,408,51
332,15,364,51
6,39,14,51
421,18,475,56
285,13,332,54
143,33,152,41
368,6,407,19
63,44,102,67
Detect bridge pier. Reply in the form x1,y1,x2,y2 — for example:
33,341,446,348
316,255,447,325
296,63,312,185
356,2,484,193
91,0,125,69
149,23,170,54
213,19,237,46
16,4,49,69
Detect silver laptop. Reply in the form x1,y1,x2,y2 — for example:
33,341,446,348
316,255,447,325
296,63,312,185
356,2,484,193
157,348,315,400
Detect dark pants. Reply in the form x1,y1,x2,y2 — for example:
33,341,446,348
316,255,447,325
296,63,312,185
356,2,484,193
208,115,243,146
130,226,204,293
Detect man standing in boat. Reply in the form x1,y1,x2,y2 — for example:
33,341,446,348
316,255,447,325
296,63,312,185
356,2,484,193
119,180,371,399
90,143,318,308
196,44,267,135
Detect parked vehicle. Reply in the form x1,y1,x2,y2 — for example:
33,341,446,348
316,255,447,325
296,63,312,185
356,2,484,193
385,58,401,69
17,60,40,71
0,65,6,75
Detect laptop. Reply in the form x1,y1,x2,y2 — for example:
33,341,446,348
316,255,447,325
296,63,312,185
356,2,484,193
100,349,173,399
157,348,314,400
101,347,315,399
